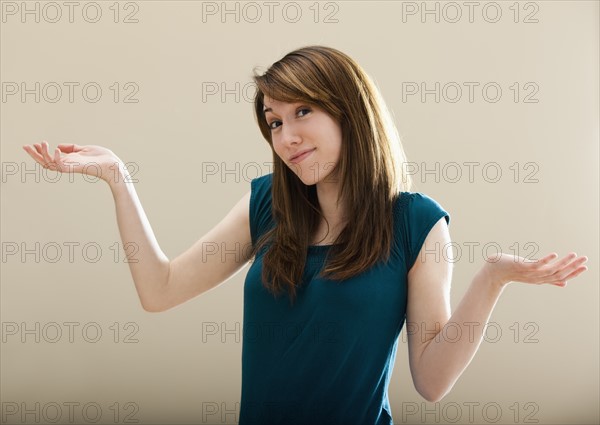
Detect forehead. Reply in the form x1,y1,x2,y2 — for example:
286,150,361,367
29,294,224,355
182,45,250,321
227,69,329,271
263,96,302,112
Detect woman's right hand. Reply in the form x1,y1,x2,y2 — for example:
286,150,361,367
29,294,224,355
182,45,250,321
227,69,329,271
22,141,126,185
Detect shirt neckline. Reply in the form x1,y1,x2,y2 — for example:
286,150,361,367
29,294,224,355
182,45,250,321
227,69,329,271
306,243,342,262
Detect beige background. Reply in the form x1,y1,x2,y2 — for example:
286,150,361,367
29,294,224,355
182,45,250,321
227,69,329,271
1,1,598,424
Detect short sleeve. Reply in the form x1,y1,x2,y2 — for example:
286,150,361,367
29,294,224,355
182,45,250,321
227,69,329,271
396,192,450,272
249,173,276,247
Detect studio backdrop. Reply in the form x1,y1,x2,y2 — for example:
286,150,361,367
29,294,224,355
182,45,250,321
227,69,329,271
1,1,598,424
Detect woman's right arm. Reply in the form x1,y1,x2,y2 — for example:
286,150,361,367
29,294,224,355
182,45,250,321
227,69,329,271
24,142,253,313
109,168,253,312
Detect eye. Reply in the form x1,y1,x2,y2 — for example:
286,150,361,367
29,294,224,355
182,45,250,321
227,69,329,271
268,119,281,130
298,107,311,117
267,107,312,131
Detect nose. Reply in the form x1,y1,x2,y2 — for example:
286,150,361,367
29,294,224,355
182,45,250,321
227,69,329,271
280,120,302,147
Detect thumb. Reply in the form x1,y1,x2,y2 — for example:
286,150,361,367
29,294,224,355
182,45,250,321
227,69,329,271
56,143,83,153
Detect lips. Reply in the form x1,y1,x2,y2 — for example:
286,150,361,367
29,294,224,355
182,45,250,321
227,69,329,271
289,148,316,164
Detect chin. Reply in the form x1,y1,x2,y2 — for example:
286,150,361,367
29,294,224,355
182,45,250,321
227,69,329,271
289,164,323,186
293,173,317,187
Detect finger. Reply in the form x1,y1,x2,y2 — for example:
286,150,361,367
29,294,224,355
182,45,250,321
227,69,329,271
555,253,587,273
566,255,588,268
23,145,43,161
40,141,54,166
543,252,577,274
53,147,62,164
552,260,588,282
524,253,576,282
544,259,587,284
527,252,558,264
23,145,48,166
57,143,82,153
562,265,588,282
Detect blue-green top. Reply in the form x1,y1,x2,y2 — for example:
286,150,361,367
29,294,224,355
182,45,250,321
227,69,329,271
239,173,450,425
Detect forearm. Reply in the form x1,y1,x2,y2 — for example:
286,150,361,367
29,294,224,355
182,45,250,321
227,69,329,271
415,266,507,401
107,165,170,311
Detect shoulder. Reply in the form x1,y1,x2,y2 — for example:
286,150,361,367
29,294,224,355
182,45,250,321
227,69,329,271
250,172,273,191
394,191,450,225
250,173,273,205
394,191,451,271
249,173,275,246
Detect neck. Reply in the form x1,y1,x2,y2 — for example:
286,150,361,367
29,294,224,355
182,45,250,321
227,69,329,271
315,179,347,225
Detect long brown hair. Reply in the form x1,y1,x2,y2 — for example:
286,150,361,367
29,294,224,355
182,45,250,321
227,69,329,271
248,45,413,306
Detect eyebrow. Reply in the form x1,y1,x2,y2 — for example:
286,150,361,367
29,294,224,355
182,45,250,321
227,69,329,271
263,102,307,114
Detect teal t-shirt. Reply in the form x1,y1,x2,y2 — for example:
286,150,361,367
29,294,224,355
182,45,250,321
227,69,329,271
240,173,450,425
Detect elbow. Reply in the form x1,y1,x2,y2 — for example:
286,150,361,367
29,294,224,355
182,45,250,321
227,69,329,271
142,303,165,313
412,366,455,403
141,298,170,313
414,376,452,403
417,385,451,403
141,271,171,313
421,392,444,404
140,295,168,313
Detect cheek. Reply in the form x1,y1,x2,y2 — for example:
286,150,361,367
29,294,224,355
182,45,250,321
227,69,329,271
323,129,342,157
271,140,284,157
323,120,342,148
272,142,292,166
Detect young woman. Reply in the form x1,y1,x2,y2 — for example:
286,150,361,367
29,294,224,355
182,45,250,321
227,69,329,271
23,45,588,425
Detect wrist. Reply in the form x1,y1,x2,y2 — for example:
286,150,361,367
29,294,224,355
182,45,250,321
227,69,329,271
102,160,130,186
478,263,509,291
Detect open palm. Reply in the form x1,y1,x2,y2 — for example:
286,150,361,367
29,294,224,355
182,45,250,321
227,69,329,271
22,141,123,182
483,252,588,288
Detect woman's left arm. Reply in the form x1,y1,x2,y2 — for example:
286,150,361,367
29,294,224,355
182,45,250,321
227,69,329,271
406,218,588,403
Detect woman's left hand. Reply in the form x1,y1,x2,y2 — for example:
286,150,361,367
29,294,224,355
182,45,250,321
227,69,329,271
481,252,588,288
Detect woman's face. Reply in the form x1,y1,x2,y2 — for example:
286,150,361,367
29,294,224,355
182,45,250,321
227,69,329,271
263,96,342,186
